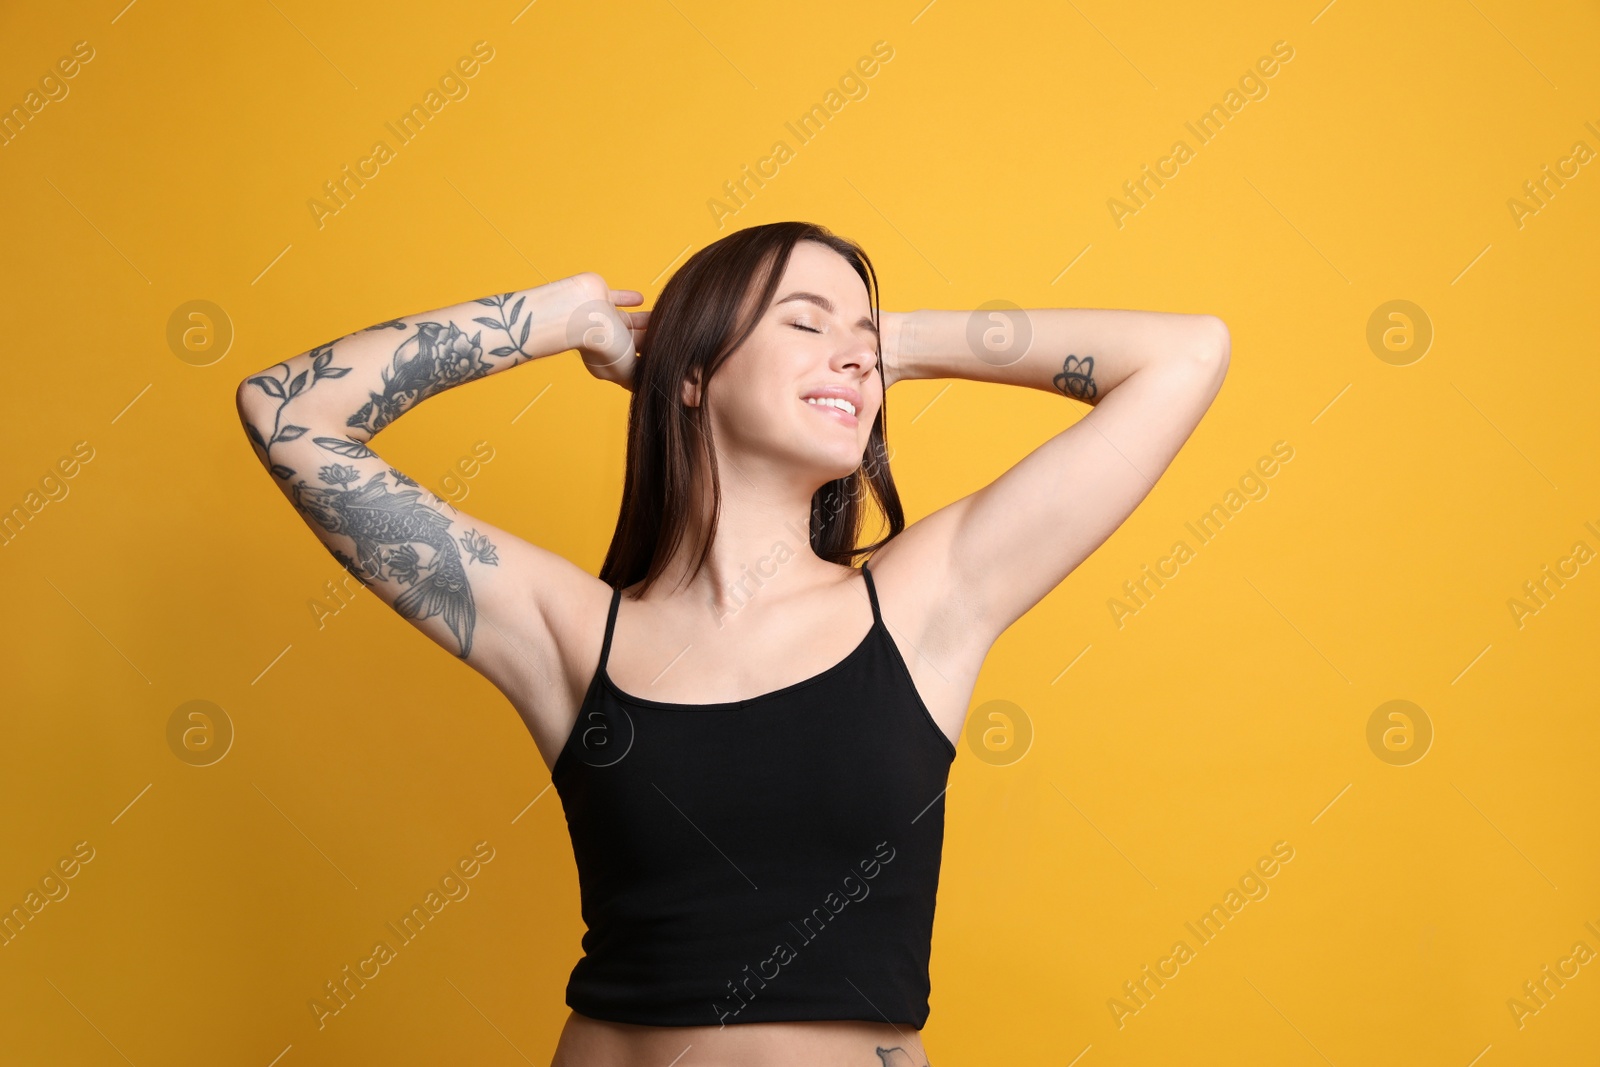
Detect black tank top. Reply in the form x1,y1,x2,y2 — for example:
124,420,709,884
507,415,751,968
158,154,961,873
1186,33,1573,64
550,559,958,1028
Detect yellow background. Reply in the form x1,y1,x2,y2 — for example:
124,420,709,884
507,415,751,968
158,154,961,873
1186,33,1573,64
3,0,1597,1064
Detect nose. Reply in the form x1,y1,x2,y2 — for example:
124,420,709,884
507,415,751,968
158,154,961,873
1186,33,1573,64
833,336,879,377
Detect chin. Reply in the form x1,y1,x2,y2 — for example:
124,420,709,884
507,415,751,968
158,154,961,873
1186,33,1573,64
781,431,865,482
809,451,866,484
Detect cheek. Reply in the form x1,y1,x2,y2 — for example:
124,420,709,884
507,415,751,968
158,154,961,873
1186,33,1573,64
707,371,788,442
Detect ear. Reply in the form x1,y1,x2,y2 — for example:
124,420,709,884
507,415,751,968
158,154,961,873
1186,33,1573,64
680,365,702,408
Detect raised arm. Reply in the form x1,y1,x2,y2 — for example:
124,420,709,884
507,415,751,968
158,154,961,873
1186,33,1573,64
233,272,644,743
875,303,1229,647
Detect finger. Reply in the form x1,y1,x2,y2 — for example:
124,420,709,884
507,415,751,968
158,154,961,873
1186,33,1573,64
609,289,645,306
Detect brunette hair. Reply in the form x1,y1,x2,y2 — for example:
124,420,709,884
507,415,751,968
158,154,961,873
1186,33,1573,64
598,221,905,596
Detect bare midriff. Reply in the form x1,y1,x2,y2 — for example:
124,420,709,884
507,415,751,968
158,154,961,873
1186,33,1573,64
549,1012,933,1067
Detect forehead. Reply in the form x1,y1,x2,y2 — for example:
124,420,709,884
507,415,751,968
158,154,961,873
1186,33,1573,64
768,241,870,314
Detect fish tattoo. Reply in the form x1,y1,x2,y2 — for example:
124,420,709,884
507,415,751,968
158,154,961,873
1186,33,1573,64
293,468,495,658
242,320,507,659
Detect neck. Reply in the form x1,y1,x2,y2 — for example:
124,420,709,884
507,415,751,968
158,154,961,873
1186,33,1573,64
645,456,851,628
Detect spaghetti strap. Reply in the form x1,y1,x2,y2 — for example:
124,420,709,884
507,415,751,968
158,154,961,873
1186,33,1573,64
598,585,622,671
860,558,882,625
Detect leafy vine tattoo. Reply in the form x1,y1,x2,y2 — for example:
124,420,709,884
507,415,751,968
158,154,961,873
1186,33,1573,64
1052,353,1098,401
470,292,539,364
242,345,352,480
246,302,536,461
875,1047,929,1067
292,467,498,658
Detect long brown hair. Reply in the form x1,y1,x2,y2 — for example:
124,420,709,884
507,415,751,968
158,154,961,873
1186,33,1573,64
598,221,905,596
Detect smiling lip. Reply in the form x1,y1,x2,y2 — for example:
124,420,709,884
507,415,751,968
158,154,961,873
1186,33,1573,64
802,397,859,425
799,384,863,424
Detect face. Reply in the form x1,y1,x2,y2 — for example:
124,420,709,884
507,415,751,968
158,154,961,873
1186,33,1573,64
688,240,882,485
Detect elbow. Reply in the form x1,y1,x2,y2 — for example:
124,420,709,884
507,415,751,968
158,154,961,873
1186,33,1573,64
235,369,290,422
234,376,264,425
235,379,267,459
1193,315,1230,374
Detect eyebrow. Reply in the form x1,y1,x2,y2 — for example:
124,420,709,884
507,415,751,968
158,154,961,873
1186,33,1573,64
773,291,880,339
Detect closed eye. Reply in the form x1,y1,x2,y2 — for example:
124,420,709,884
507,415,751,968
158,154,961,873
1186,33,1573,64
790,323,822,333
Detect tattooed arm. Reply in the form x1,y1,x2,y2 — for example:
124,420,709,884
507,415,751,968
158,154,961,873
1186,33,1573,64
233,273,639,741
867,304,1229,705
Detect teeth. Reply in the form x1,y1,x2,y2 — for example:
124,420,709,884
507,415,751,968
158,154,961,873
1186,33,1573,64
805,396,857,417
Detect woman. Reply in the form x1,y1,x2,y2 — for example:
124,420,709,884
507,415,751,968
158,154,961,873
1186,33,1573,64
236,221,1229,1066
